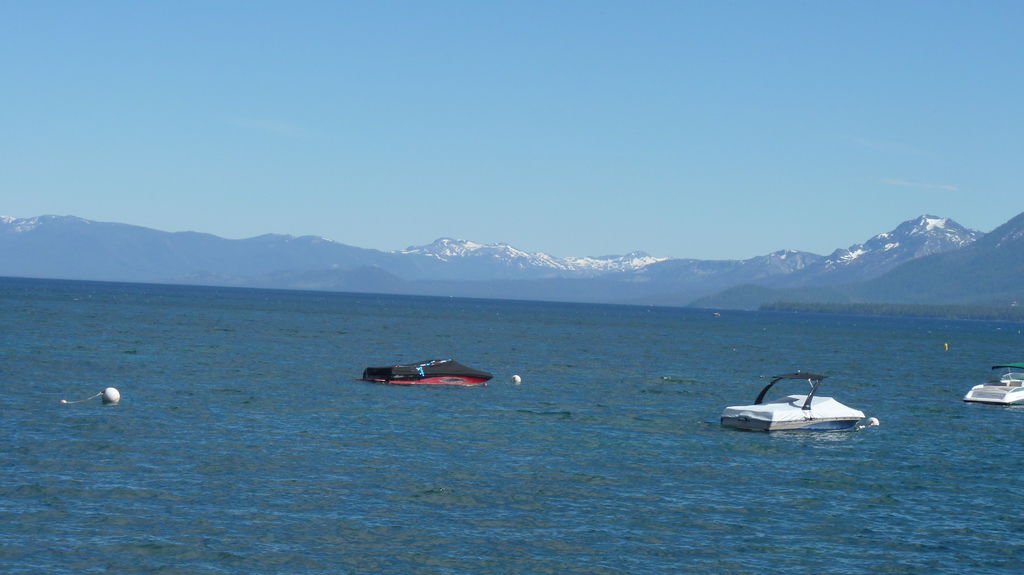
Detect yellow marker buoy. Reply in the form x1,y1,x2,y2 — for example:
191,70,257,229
944,342,950,351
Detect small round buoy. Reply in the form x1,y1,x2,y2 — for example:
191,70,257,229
102,387,121,405
867,417,879,427
511,375,522,385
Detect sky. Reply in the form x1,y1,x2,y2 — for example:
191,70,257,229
2,1,1022,260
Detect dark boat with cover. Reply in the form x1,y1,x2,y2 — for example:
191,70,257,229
361,359,493,386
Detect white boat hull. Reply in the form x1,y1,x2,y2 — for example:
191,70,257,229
963,385,1024,405
721,394,865,432
720,415,863,432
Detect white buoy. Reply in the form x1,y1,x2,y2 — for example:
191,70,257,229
511,374,522,385
856,416,880,431
102,387,121,405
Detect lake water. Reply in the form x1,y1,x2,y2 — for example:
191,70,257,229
2,277,1023,574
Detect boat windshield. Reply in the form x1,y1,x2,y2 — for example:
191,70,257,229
999,372,1024,386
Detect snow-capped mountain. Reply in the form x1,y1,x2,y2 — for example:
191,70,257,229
399,237,667,277
400,238,573,271
769,215,981,288
825,215,978,270
564,251,669,273
856,211,1024,306
1,214,92,233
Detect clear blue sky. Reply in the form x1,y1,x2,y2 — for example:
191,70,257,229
2,1,1021,259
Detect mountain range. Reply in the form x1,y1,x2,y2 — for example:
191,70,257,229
2,212,1022,310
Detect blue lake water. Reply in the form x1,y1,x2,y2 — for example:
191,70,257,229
2,277,1023,574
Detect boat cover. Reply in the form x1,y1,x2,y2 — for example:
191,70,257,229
721,394,865,423
362,359,492,382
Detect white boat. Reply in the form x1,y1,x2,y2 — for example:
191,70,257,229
721,372,866,431
963,363,1024,405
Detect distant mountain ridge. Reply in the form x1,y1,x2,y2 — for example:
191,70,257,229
851,211,1024,306
2,211,1017,310
401,237,667,277
693,214,1023,310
